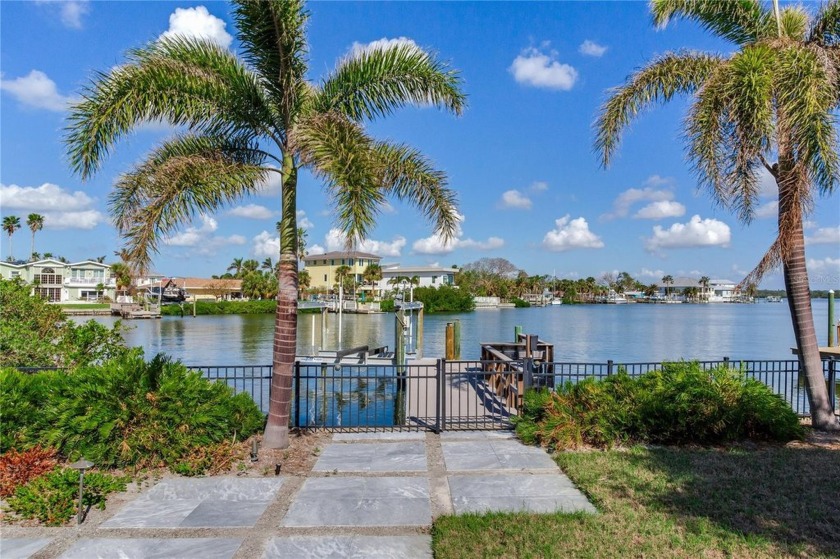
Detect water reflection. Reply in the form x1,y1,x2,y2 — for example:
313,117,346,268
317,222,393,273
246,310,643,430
85,301,828,365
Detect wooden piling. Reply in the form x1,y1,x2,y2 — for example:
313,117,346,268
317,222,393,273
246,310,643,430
514,325,522,342
445,322,455,360
453,319,461,360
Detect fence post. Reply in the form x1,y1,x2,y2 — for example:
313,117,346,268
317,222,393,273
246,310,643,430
439,358,447,431
607,360,614,376
435,359,443,433
294,361,301,429
723,356,730,368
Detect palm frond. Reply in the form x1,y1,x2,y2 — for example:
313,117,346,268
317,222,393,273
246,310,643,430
777,45,840,195
373,142,459,242
232,0,309,128
595,51,723,167
809,0,840,46
317,42,466,121
110,134,268,272
65,36,272,179
741,237,781,288
779,6,809,41
293,113,383,245
651,0,774,45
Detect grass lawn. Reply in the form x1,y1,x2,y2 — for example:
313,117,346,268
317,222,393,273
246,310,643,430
432,444,840,558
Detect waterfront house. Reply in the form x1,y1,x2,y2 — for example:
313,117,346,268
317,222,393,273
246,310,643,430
378,265,457,290
302,251,382,291
0,259,116,302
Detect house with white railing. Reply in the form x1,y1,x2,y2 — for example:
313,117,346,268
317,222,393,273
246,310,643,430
0,259,116,302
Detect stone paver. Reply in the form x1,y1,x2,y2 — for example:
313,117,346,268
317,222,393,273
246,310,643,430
313,441,426,472
262,535,431,559
333,432,425,441
448,474,597,514
282,477,431,527
3,431,596,558
441,439,558,471
58,538,242,559
102,478,283,528
1,538,52,559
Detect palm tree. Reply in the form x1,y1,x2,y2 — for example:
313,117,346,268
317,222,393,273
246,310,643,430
297,227,308,262
699,275,711,302
227,258,244,278
26,213,44,261
262,257,274,272
661,275,674,299
2,216,21,260
596,0,839,429
242,258,260,274
297,268,310,298
362,263,382,288
334,265,352,292
65,0,464,447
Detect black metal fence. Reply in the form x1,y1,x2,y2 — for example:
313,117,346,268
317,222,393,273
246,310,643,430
190,357,838,431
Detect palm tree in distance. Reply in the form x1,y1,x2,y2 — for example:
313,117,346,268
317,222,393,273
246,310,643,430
65,0,464,447
334,265,352,293
2,216,21,261
699,276,710,302
227,258,244,278
26,213,44,261
661,275,674,300
596,0,839,429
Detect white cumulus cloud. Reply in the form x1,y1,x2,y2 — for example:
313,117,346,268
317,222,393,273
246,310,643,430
0,182,106,229
228,204,275,219
645,215,731,251
349,36,423,59
542,215,604,252
324,228,406,257
509,46,577,91
754,200,779,219
412,212,504,255
498,189,532,210
252,230,280,259
0,70,77,111
603,176,677,220
579,40,607,57
806,226,840,245
296,210,314,229
309,244,325,255
529,181,549,192
164,215,246,251
634,200,686,219
35,0,90,29
806,257,840,280
159,6,232,48
638,268,666,279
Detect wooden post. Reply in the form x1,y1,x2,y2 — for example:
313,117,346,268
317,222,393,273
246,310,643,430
453,319,461,360
394,309,407,425
829,290,835,346
445,322,455,360
514,325,522,342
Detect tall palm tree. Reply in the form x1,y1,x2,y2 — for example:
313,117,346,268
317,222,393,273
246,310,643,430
26,213,44,261
65,0,464,447
596,0,839,429
2,216,21,260
227,257,244,278
334,265,352,292
242,258,260,274
699,275,710,302
261,257,274,272
661,275,674,299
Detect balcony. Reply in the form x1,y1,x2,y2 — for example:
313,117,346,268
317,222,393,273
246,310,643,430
64,277,116,287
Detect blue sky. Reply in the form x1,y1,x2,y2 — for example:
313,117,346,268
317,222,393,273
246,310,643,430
1,1,837,288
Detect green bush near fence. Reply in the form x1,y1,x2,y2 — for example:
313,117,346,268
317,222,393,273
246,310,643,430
514,362,804,449
411,285,475,313
0,350,264,471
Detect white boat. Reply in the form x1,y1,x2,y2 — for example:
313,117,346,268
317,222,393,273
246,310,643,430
550,299,563,306
766,296,782,303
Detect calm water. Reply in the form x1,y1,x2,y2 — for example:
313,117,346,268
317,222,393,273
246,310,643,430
86,300,832,365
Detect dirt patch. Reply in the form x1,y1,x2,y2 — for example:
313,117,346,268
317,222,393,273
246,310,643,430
787,427,840,450
221,429,332,477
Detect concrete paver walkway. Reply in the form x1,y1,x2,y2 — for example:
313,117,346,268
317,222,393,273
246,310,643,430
1,432,595,559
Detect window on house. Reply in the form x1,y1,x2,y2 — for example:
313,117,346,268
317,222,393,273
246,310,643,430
349,258,354,266
432,276,438,283
324,274,327,282
11,271,19,278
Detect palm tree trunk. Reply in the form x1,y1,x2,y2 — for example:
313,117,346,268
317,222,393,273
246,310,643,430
264,155,300,448
31,232,35,261
779,178,839,430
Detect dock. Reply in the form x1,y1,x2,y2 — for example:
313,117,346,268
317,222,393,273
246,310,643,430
110,303,161,319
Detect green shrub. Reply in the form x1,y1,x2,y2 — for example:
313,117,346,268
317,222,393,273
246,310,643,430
160,300,278,316
512,297,530,308
1,351,265,471
7,467,128,525
411,285,475,313
515,363,803,449
0,278,127,368
379,299,396,312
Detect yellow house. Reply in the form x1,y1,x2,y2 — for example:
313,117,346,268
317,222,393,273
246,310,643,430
302,251,381,291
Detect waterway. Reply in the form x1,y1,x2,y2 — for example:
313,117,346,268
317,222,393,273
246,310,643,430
85,300,832,366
